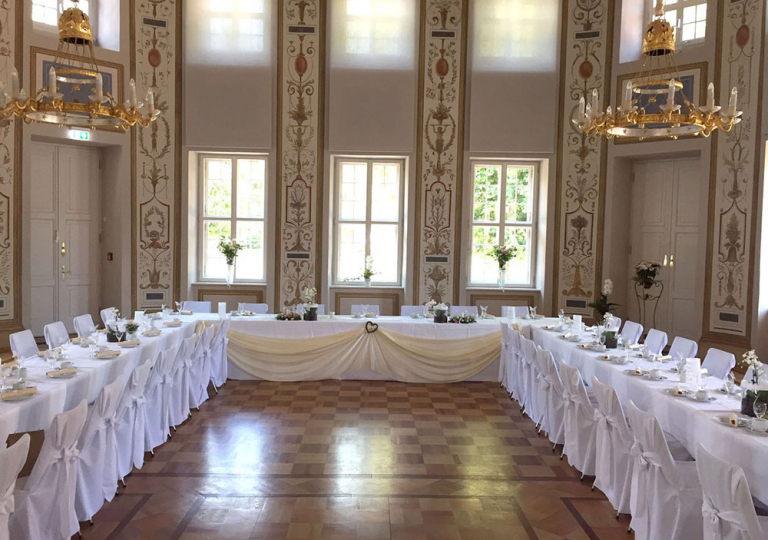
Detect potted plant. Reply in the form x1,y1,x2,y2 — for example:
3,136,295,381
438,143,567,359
125,320,140,341
633,260,662,289
433,303,448,324
740,350,768,417
301,286,319,321
488,245,516,291
602,313,618,349
217,236,244,287
363,255,376,287
588,278,619,318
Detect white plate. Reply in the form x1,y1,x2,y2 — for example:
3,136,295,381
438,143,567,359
119,343,139,349
624,369,645,377
685,394,717,403
713,415,748,428
665,388,691,398
47,371,77,379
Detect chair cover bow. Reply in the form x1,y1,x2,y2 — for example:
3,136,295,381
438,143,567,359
630,442,663,470
702,495,749,537
0,485,14,516
54,446,80,464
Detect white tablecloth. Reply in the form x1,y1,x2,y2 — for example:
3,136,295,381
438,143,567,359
0,320,198,440
523,318,768,504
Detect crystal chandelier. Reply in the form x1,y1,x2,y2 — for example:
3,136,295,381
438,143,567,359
574,0,741,140
0,0,158,131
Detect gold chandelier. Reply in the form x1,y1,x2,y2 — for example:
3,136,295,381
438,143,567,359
574,0,741,140
0,0,158,131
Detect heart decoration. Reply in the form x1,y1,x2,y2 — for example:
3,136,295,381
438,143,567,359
365,321,379,334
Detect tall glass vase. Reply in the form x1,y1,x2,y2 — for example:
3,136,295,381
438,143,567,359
498,267,506,291
226,263,235,287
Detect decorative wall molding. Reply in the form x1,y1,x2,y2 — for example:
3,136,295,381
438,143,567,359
413,0,468,305
703,0,765,344
131,0,182,310
552,0,613,318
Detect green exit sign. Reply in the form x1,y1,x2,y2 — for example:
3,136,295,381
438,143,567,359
69,129,90,141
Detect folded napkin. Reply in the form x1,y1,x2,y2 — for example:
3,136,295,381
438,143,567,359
656,354,672,362
96,350,121,359
142,329,161,337
119,340,141,348
629,344,641,350
561,333,572,339
512,323,522,332
0,387,37,400
532,314,545,319
37,347,62,358
179,310,193,315
98,328,107,333
70,337,82,344
46,367,77,378
163,321,182,327
602,354,611,360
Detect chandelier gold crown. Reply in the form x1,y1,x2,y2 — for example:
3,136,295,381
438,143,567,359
574,0,741,141
0,0,159,131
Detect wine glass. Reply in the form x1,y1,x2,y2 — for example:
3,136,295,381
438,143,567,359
753,399,767,419
724,372,736,395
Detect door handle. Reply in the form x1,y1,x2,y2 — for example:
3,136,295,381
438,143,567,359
61,242,66,256
61,265,71,276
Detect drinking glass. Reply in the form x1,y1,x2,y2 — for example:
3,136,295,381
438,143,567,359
754,399,767,419
362,305,368,316
724,372,736,395
598,330,606,347
45,350,58,370
480,306,488,319
530,306,537,317
238,302,245,315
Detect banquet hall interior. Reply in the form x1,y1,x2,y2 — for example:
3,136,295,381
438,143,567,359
1,0,768,538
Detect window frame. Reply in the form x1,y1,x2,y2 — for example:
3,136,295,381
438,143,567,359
331,156,407,287
467,159,538,289
197,152,269,285
33,0,99,41
649,0,707,46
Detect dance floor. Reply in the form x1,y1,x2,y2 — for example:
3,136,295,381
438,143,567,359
80,380,631,540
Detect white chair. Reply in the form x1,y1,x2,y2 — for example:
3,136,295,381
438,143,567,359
296,304,326,315
620,320,644,345
626,401,701,540
508,329,526,402
115,361,153,481
644,329,668,356
43,321,70,349
559,363,597,477
606,316,622,332
0,434,30,540
592,377,633,515
169,335,196,428
10,400,88,540
75,375,125,522
539,350,565,447
499,322,512,392
521,337,542,426
696,444,768,540
209,319,231,390
183,301,212,313
501,306,529,318
400,305,424,317
189,325,216,410
516,335,535,416
240,303,269,314
669,336,698,360
702,348,737,380
73,314,98,338
9,330,38,360
100,307,117,327
449,305,479,317
144,349,176,452
351,304,380,316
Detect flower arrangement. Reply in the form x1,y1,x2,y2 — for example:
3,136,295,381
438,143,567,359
588,278,619,317
488,244,516,270
301,287,318,306
450,314,477,324
433,302,449,323
601,312,618,348
741,350,763,385
276,309,303,321
125,320,140,335
217,236,244,266
633,261,662,288
362,256,376,280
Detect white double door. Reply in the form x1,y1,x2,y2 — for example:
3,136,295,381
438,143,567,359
29,143,100,336
629,158,702,340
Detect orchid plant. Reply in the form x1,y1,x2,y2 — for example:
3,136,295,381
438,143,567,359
588,278,619,317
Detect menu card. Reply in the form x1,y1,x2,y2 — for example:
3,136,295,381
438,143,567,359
218,302,227,316
684,357,701,389
573,314,582,335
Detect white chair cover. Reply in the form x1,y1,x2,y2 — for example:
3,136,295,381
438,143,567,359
144,349,176,451
702,348,736,380
501,306,529,318
351,304,380,316
498,322,512,391
669,336,698,360
115,361,153,479
9,330,38,360
189,325,216,409
506,330,523,401
210,319,231,388
626,401,702,540
240,303,269,314
43,321,70,350
606,316,622,332
0,434,30,540
520,337,541,424
592,377,633,515
400,305,424,317
620,321,643,345
183,301,212,313
72,314,98,338
170,335,196,427
560,363,597,476
10,400,88,540
540,350,565,446
75,375,125,522
296,304,326,315
696,443,768,540
644,329,668,356
100,307,117,327
449,305,479,317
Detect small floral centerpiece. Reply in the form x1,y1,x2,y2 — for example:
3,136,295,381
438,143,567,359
449,314,477,324
433,302,448,324
488,244,516,291
301,287,319,321
106,317,127,343
217,236,244,286
276,309,303,321
125,320,140,340
740,350,768,417
633,261,662,289
602,312,618,349
362,255,376,286
424,299,437,316
588,278,619,318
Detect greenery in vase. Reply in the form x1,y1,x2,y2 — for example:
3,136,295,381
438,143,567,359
633,260,662,286
488,244,516,270
217,236,244,266
363,255,376,280
588,278,619,316
449,314,477,324
741,349,763,385
125,321,140,335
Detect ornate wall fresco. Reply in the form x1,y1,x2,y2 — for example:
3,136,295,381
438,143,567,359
276,0,323,308
704,0,765,343
132,0,181,310
553,0,612,317
414,0,467,305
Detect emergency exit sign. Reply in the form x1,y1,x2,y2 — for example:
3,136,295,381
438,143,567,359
69,129,90,141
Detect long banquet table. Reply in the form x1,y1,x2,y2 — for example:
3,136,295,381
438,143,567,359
520,317,768,504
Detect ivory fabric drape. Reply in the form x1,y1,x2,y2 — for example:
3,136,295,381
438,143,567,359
225,326,502,383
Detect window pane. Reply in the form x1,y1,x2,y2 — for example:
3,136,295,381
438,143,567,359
473,166,501,223
202,220,231,279
339,162,368,220
506,166,532,223
235,221,264,281
370,224,398,282
503,227,531,285
237,159,266,218
470,225,500,284
370,163,400,221
337,223,366,281
204,159,232,217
